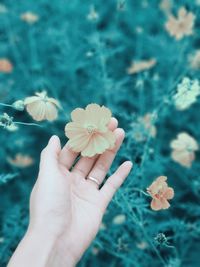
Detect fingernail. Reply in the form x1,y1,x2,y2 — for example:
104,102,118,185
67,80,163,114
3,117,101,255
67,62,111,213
126,161,133,168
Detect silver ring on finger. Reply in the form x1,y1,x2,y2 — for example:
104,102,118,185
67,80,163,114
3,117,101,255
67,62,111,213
87,176,100,187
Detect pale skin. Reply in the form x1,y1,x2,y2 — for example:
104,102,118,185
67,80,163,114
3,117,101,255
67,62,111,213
8,118,133,267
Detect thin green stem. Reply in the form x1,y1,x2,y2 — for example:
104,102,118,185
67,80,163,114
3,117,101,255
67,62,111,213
14,122,42,127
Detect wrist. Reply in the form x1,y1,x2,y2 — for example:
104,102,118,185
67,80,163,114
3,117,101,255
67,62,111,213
26,226,78,267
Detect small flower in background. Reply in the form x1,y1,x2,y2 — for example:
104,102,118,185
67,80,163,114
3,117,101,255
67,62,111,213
159,0,172,14
189,50,200,70
136,241,148,250
170,132,198,168
100,222,106,231
0,59,13,73
7,154,34,168
87,5,99,21
0,237,4,243
165,7,195,40
147,176,174,211
0,113,18,131
20,12,39,24
132,113,157,142
0,4,7,13
113,214,126,225
127,59,156,74
91,246,100,255
173,77,200,110
65,103,116,157
24,91,60,121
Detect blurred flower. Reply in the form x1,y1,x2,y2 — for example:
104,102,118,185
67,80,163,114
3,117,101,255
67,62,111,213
189,50,200,70
24,91,60,121
0,113,18,131
132,113,157,142
0,237,4,243
170,132,198,168
91,247,99,255
0,59,13,73
113,214,126,225
12,100,25,111
127,59,156,74
87,6,99,21
7,153,34,168
0,4,7,13
165,7,195,40
173,77,200,110
65,103,116,157
159,0,172,14
100,222,106,230
136,241,148,250
20,12,39,24
147,176,174,211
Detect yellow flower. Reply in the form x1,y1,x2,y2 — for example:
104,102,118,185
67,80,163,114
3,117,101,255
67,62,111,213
170,132,199,168
7,153,34,168
65,103,116,157
165,7,195,40
127,59,156,74
24,91,60,121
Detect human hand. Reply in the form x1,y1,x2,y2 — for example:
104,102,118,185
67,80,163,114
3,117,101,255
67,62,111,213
8,118,133,267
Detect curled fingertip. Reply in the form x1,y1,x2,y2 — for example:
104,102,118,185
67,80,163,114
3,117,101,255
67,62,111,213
115,128,125,137
111,117,118,127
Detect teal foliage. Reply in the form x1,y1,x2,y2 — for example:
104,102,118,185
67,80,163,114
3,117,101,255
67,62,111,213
1,0,200,266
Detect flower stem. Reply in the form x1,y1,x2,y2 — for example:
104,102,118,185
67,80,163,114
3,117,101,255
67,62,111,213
14,122,42,127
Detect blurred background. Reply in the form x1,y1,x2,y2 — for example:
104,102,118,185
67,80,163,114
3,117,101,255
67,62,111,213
1,0,200,266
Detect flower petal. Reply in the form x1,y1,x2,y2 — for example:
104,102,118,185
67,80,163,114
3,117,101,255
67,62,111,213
150,199,163,211
65,122,86,138
81,133,110,157
68,133,90,152
45,102,58,121
71,108,86,123
164,187,174,200
160,198,170,209
26,101,46,121
100,130,116,149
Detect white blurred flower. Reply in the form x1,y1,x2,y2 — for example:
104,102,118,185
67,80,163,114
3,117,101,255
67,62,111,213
189,50,200,70
170,132,199,168
173,77,200,110
0,113,18,131
113,214,126,225
87,6,99,21
20,12,39,24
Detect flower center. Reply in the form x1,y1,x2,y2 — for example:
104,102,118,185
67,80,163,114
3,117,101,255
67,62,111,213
86,124,97,134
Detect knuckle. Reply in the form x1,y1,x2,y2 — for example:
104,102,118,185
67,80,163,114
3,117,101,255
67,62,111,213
74,167,86,177
96,162,107,173
107,180,118,191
